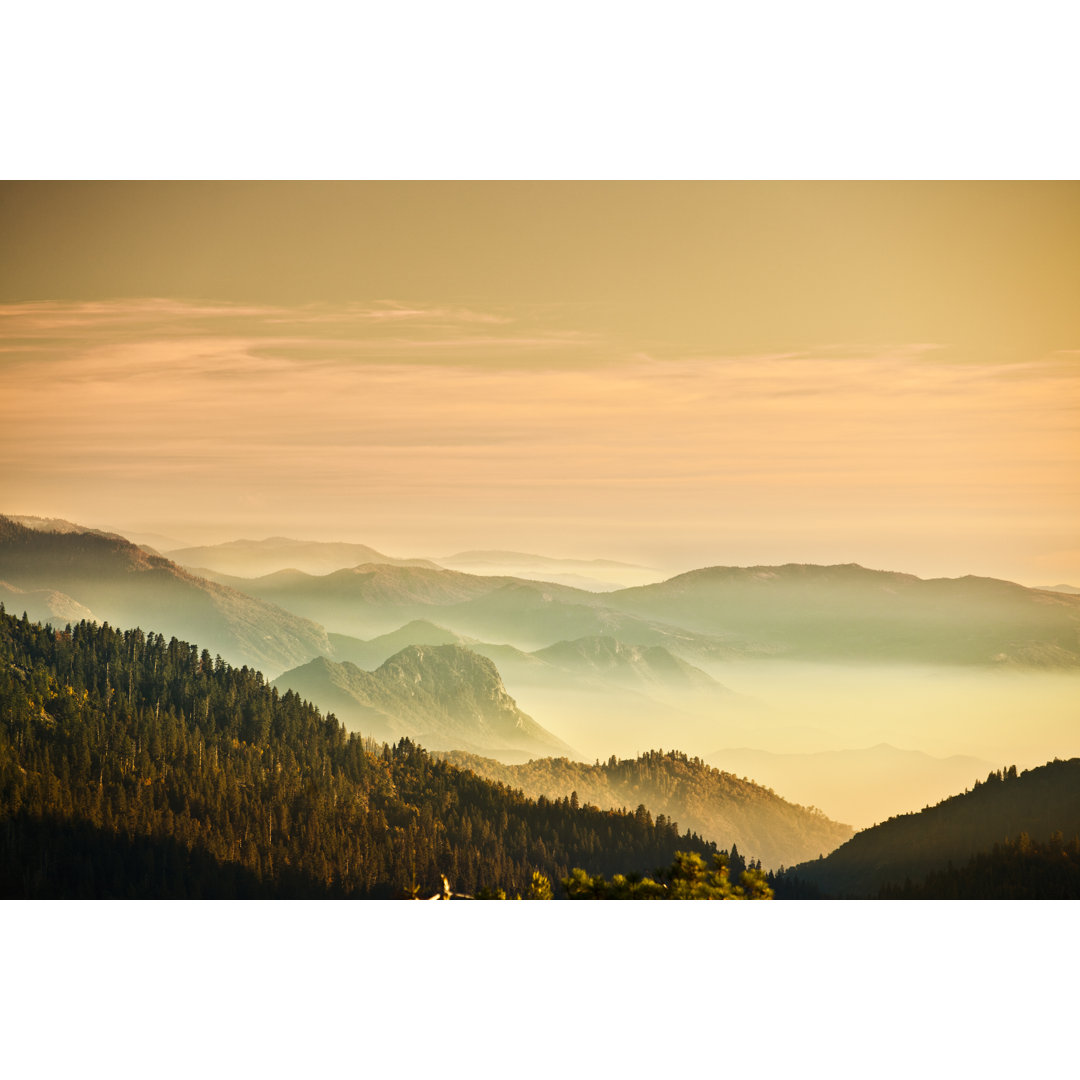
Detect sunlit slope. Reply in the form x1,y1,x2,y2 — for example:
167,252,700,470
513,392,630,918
784,757,1080,897
167,536,440,577
438,748,853,870
0,516,331,676
273,644,576,761
604,563,1080,666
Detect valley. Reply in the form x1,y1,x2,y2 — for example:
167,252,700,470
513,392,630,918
3,513,1078,896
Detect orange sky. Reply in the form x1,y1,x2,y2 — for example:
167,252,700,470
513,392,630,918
2,183,1078,582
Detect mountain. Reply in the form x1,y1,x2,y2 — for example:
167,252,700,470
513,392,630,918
0,516,331,677
532,635,724,692
437,748,853,870
434,550,668,590
203,564,554,640
434,580,745,656
7,514,124,540
0,581,98,626
1038,584,1080,595
313,621,747,763
207,560,754,657
708,744,994,829
0,608,718,898
326,619,470,669
781,758,1080,897
603,563,1080,666
166,536,440,577
272,644,575,761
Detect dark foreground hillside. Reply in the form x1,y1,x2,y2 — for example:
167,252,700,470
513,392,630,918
780,757,1080,898
0,608,718,899
878,833,1080,899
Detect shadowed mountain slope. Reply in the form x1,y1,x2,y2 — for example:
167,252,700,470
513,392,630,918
437,748,852,870
604,563,1080,666
0,516,330,677
272,644,575,761
782,757,1080,897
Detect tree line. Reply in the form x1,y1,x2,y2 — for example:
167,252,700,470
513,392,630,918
0,608,726,898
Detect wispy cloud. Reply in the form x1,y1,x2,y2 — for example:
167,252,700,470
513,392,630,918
2,298,1078,579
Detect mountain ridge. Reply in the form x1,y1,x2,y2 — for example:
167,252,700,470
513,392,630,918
272,643,575,761
781,757,1080,897
0,516,331,677
437,747,853,870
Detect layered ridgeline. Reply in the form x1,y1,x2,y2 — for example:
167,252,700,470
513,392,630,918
169,538,664,592
301,622,746,766
436,749,852,870
603,563,1080,666
166,537,441,578
0,609,719,898
202,557,1080,667
326,620,729,697
0,516,330,677
432,550,666,591
779,758,1080,898
202,563,726,654
271,646,575,761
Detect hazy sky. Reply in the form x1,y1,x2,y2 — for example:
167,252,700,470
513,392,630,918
2,182,1078,582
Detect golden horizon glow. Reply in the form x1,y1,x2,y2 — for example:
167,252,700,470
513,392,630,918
2,183,1078,583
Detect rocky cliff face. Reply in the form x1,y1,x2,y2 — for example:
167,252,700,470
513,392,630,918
274,644,576,761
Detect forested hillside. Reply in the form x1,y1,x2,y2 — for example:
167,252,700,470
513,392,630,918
0,608,718,898
437,748,852,869
878,833,1080,899
780,758,1080,897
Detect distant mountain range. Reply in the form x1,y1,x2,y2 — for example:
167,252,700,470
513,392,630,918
434,550,668,590
0,516,330,677
782,757,1080,896
327,620,728,695
212,558,1080,667
161,536,668,591
166,537,440,577
437,748,853,870
604,563,1080,666
16,518,1080,668
272,644,575,761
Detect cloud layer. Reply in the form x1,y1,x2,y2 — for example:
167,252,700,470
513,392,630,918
2,299,1078,581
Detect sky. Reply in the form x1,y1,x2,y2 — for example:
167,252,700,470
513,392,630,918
2,181,1078,583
